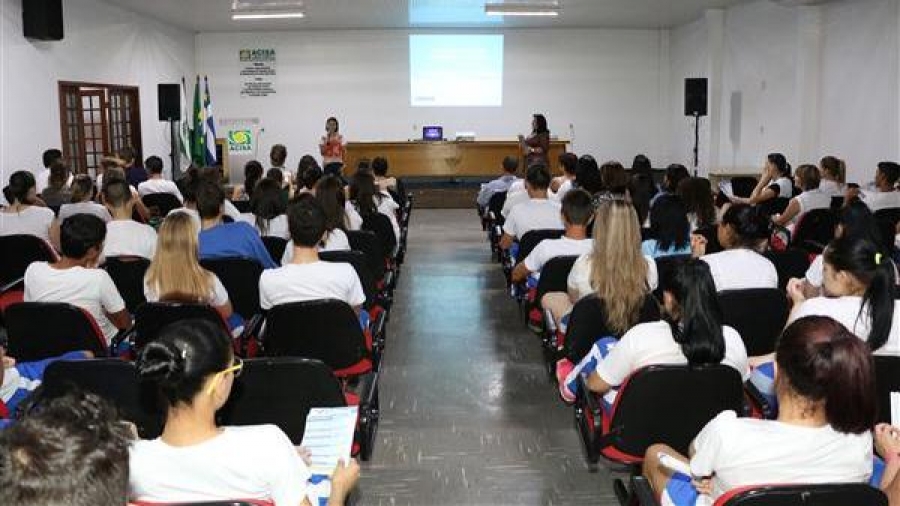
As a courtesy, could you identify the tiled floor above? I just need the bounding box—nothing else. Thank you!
[357,209,617,505]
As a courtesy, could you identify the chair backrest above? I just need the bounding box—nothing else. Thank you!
[730,177,758,198]
[693,225,723,255]
[263,300,369,371]
[41,358,164,438]
[534,255,578,302]
[4,302,108,361]
[608,364,744,459]
[260,236,288,264]
[0,234,56,286]
[759,197,791,217]
[875,208,900,252]
[874,355,900,425]
[134,302,229,350]
[319,250,376,307]
[830,195,845,211]
[199,257,264,319]
[713,483,888,506]
[652,254,692,298]
[790,209,837,251]
[719,289,789,356]
[141,193,182,218]
[103,256,151,313]
[346,230,385,279]
[217,357,346,444]
[488,191,507,222]
[517,229,565,263]
[361,212,397,259]
[231,199,252,214]
[764,249,811,292]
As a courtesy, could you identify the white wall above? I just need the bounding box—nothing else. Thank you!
[0,0,195,182]
[196,28,670,172]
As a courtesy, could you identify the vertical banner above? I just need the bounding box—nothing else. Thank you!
[219,117,261,183]
[239,48,277,98]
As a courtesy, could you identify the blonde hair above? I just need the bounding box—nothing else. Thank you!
[589,199,650,335]
[145,212,215,303]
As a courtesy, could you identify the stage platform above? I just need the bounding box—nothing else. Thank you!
[402,176,488,209]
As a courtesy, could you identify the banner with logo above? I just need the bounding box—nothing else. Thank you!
[239,48,277,98]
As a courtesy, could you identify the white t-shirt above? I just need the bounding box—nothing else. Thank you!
[789,295,900,356]
[677,411,873,505]
[344,201,362,231]
[259,261,365,310]
[103,220,157,260]
[594,321,749,389]
[769,176,794,198]
[508,180,525,195]
[819,179,844,197]
[568,253,659,301]
[551,178,574,202]
[58,202,112,223]
[502,199,563,239]
[795,188,832,216]
[137,178,184,202]
[0,206,55,243]
[237,213,290,239]
[143,272,228,307]
[281,229,352,265]
[129,425,310,505]
[859,189,900,212]
[523,236,592,273]
[501,189,529,218]
[377,196,401,240]
[701,249,778,292]
[805,254,825,287]
[23,262,126,344]
[167,207,201,230]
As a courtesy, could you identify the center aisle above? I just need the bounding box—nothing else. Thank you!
[358,209,615,505]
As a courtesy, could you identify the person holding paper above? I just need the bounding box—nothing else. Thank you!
[641,315,877,506]
[518,113,550,169]
[130,319,360,505]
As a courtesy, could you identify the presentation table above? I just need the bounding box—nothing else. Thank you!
[345,140,569,177]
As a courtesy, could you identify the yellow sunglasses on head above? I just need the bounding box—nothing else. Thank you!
[206,357,243,395]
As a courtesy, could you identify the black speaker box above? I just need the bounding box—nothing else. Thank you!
[685,78,708,117]
[158,84,181,121]
[23,0,64,41]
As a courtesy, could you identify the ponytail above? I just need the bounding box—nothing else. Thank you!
[776,316,876,434]
[4,171,36,205]
[663,259,725,366]
[721,203,771,250]
[768,153,791,177]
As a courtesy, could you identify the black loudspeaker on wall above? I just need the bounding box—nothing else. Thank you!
[23,0,64,41]
[158,84,181,121]
[685,78,708,117]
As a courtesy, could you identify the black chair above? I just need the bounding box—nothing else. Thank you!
[790,208,837,253]
[563,295,660,364]
[0,234,56,290]
[103,256,151,313]
[133,302,231,351]
[141,193,182,218]
[516,229,565,264]
[719,289,789,356]
[347,230,387,282]
[230,199,252,214]
[874,355,900,425]
[759,197,791,217]
[200,257,264,320]
[830,195,845,211]
[875,208,900,252]
[41,358,164,438]
[574,364,744,468]
[319,250,380,310]
[4,302,110,361]
[731,177,758,198]
[362,212,398,262]
[486,191,507,225]
[533,255,578,305]
[260,236,288,264]
[764,248,811,292]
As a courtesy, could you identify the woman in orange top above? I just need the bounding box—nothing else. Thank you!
[320,116,346,177]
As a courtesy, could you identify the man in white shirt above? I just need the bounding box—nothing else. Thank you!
[476,156,521,208]
[24,214,131,344]
[511,189,593,284]
[35,148,64,194]
[137,156,184,203]
[101,179,157,260]
[849,161,900,212]
[259,194,365,313]
[499,164,564,251]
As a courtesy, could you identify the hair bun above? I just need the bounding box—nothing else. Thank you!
[137,341,186,383]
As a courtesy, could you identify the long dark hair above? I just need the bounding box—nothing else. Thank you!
[243,160,264,199]
[677,177,716,228]
[532,114,549,135]
[776,316,876,434]
[249,178,287,236]
[721,204,770,249]
[662,259,726,366]
[349,172,380,216]
[823,237,896,351]
[575,155,602,194]
[838,201,883,246]
[650,196,690,251]
[136,319,232,410]
[768,153,791,177]
[314,175,347,232]
[3,171,36,204]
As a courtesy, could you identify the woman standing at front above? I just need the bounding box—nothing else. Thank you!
[519,114,550,169]
[320,116,346,177]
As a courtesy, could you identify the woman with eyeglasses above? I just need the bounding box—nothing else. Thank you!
[130,319,359,505]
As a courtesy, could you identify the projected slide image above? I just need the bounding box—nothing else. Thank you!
[410,34,504,107]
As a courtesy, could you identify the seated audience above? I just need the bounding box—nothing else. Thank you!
[643,315,875,506]
[642,196,691,258]
[570,259,748,404]
[773,164,830,231]
[574,155,603,195]
[819,155,846,196]
[733,153,794,206]
[1,171,58,247]
[269,143,292,185]
[283,175,352,263]
[195,181,277,268]
[629,154,658,225]
[103,165,152,223]
[170,168,242,226]
[372,156,397,193]
[597,161,631,197]
[238,178,289,238]
[34,148,63,194]
[849,161,900,212]
[297,155,324,195]
[677,177,717,231]
[131,319,359,504]
[261,195,365,313]
[23,214,130,344]
[0,345,88,417]
[95,156,124,190]
[550,152,579,201]
[692,204,778,291]
[120,146,147,188]
[58,175,111,223]
[144,212,235,326]
[511,189,593,284]
[231,160,264,201]
[499,164,563,251]
[138,155,184,202]
[0,389,132,505]
[477,155,520,208]
[101,179,157,260]
[350,171,400,241]
[650,163,690,209]
[40,161,73,209]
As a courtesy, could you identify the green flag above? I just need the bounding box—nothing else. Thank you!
[191,76,205,167]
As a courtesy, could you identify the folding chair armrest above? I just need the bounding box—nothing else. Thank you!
[744,380,776,419]
[370,308,387,343]
[0,277,24,294]
[382,270,395,292]
[630,476,661,506]
[110,326,135,356]
[576,375,604,434]
[543,308,558,334]
[238,313,266,356]
[357,370,379,407]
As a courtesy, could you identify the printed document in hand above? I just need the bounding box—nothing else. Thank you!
[891,392,899,427]
[718,180,735,200]
[300,406,358,475]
